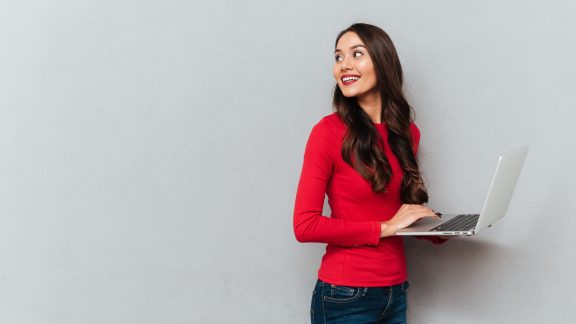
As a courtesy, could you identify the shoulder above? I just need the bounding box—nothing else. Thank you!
[409,122,422,154]
[304,113,345,155]
[409,122,421,140]
[315,112,345,130]
[310,112,346,138]
[409,121,420,135]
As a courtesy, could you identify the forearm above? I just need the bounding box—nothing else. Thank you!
[294,211,382,246]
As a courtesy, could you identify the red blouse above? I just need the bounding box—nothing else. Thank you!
[293,113,442,287]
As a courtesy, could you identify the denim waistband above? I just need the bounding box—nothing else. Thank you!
[317,279,409,292]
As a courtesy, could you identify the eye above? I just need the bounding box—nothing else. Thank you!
[334,54,343,62]
[353,51,364,58]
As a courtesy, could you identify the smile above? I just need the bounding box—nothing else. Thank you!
[341,74,361,86]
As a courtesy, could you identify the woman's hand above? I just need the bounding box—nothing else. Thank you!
[380,204,440,238]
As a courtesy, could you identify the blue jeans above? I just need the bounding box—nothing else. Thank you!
[310,279,409,324]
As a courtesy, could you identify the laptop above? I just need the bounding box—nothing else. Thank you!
[395,146,529,236]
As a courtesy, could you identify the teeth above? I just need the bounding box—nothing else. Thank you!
[342,76,360,82]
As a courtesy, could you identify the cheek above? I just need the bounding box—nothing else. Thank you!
[359,63,377,88]
[332,66,340,81]
[357,60,374,77]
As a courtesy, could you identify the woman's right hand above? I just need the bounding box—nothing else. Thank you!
[380,204,439,238]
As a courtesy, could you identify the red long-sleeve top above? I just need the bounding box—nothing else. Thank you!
[293,113,443,287]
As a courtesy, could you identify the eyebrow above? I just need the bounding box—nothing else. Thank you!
[334,44,366,54]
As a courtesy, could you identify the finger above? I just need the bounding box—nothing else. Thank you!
[422,207,438,217]
[404,205,424,214]
[415,211,441,221]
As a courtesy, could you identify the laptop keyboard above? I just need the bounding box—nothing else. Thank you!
[430,214,480,232]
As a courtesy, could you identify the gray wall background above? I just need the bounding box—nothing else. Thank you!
[0,0,574,323]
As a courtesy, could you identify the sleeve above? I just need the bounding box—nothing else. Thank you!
[410,122,448,245]
[293,121,381,246]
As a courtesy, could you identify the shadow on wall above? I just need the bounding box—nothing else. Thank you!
[404,237,515,316]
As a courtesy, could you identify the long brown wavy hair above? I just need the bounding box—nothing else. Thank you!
[333,23,428,204]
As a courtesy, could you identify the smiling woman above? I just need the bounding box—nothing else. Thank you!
[333,34,379,104]
[293,23,447,324]
[332,25,427,200]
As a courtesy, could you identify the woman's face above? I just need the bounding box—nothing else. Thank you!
[333,31,378,99]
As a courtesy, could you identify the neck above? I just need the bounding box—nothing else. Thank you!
[357,90,382,123]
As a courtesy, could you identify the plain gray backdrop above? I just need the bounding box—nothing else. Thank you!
[1,0,575,323]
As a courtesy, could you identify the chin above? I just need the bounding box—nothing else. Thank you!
[339,89,359,98]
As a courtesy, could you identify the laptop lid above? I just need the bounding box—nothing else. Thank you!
[474,146,529,233]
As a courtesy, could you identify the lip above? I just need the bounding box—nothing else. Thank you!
[341,74,361,86]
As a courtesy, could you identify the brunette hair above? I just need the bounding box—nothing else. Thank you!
[333,23,428,204]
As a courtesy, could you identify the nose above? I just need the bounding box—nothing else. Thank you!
[340,57,352,71]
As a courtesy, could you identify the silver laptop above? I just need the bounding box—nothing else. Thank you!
[395,146,529,236]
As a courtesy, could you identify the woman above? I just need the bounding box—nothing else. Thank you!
[293,23,447,323]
